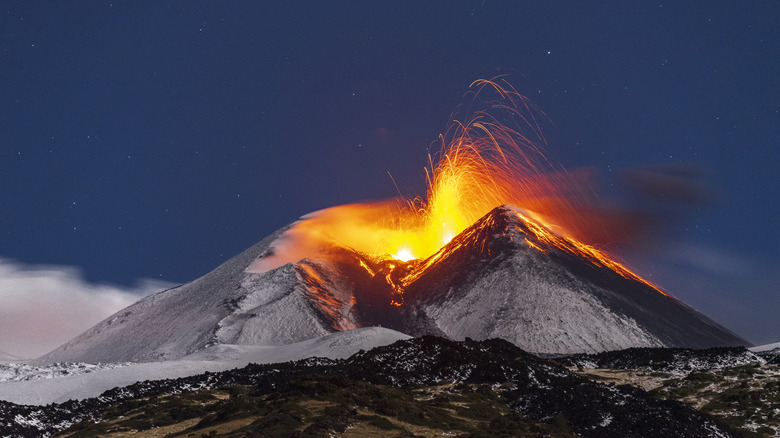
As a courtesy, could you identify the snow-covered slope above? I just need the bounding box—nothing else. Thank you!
[34,205,749,364]
[401,206,749,353]
[1,327,409,405]
[34,224,359,364]
[749,341,780,352]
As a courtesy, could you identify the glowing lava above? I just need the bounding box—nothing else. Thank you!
[252,77,664,297]
[392,247,416,262]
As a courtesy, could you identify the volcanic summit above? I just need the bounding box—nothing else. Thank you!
[34,79,750,364]
[35,204,749,365]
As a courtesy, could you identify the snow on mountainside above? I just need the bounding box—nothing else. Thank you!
[33,224,339,364]
[34,205,749,365]
[0,362,129,384]
[400,207,663,352]
[560,346,764,375]
[399,205,750,353]
[1,327,409,405]
[749,341,780,352]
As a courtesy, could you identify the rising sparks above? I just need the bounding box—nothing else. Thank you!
[251,77,664,298]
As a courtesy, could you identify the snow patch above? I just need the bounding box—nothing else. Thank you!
[0,362,129,383]
[749,341,780,352]
[0,327,409,405]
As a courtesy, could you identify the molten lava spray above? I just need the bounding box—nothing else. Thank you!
[252,78,658,294]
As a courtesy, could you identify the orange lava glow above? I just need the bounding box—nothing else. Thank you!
[511,210,668,295]
[252,77,664,296]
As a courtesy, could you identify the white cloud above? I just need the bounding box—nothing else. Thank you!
[0,258,176,360]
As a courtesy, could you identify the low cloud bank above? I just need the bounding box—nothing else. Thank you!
[0,258,175,360]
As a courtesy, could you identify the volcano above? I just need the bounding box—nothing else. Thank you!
[35,205,749,365]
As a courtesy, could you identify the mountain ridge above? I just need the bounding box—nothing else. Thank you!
[34,205,750,364]
[398,205,749,352]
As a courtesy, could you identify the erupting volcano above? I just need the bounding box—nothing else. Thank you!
[35,79,749,365]
[251,78,669,310]
[254,79,640,275]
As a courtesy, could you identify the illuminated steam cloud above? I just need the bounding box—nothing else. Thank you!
[251,78,662,292]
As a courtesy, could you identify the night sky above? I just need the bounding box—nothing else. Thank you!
[2,1,779,353]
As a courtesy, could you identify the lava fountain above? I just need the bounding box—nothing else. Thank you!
[251,78,661,295]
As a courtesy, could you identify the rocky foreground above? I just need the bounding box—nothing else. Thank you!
[3,337,779,437]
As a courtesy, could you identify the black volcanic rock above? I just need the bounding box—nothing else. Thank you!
[560,346,762,373]
[1,337,738,438]
[343,337,736,438]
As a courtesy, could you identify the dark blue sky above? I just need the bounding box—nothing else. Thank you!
[2,2,778,343]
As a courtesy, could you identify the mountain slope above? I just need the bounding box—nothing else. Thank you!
[4,327,410,406]
[35,206,749,364]
[398,205,750,353]
[34,224,354,364]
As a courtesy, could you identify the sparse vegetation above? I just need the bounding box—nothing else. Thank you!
[569,348,780,438]
[54,378,578,437]
[7,337,770,438]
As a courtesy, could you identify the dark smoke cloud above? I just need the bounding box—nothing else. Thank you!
[620,164,712,205]
[578,163,715,252]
